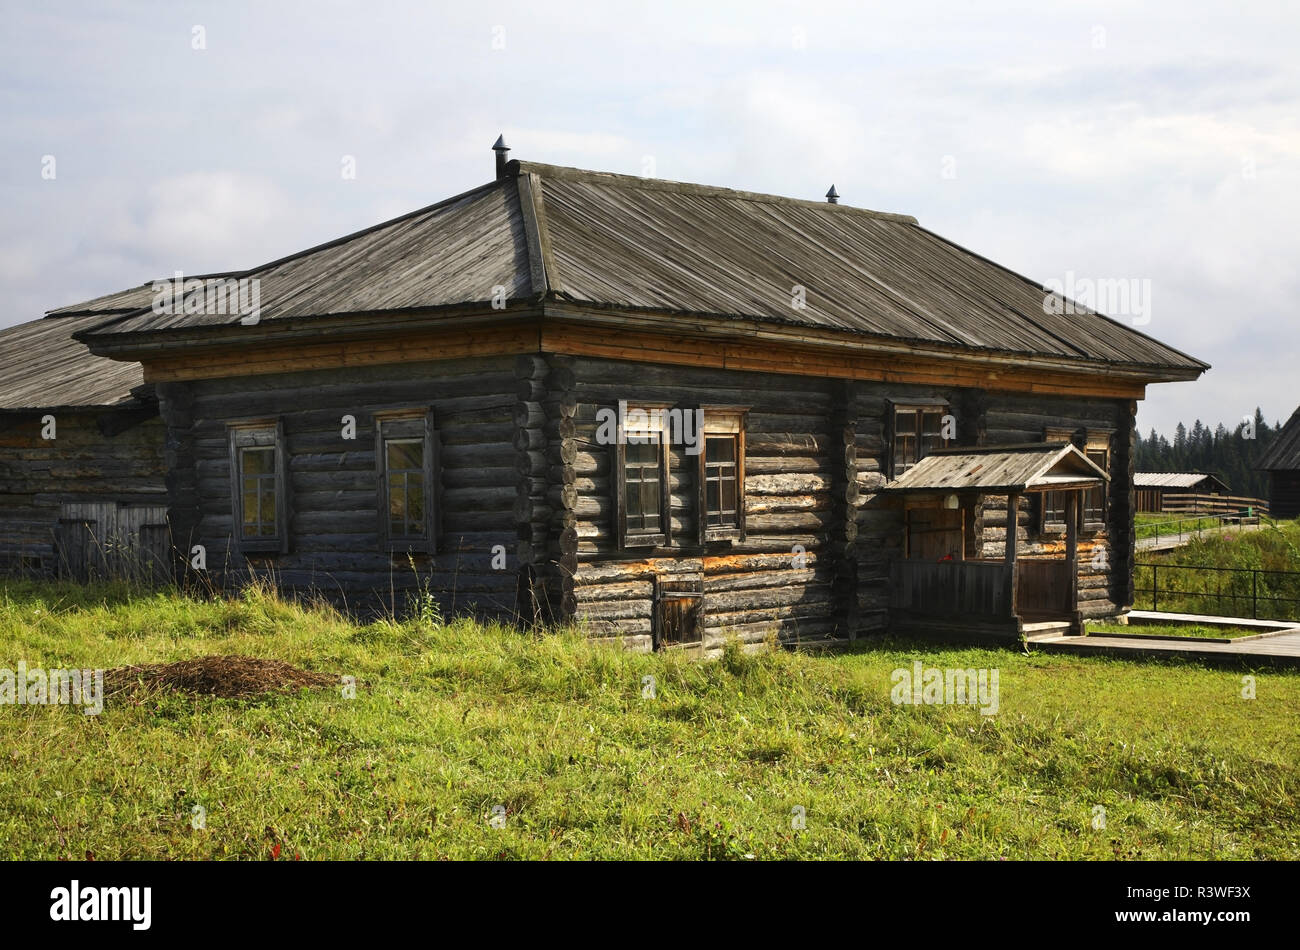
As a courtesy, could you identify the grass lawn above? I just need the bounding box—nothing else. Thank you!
[1086,622,1264,640]
[1,581,1297,860]
[1135,512,1220,541]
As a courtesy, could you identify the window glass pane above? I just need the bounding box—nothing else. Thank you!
[407,482,425,533]
[627,440,658,464]
[242,486,258,527]
[243,447,274,475]
[641,478,660,529]
[387,439,423,471]
[720,478,737,519]
[259,486,277,528]
[706,436,735,463]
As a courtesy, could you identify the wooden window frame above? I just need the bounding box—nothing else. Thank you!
[697,407,747,544]
[229,418,290,555]
[1082,429,1113,532]
[613,404,671,550]
[375,408,439,554]
[1038,426,1076,534]
[888,400,951,480]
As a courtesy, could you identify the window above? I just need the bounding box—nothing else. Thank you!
[625,439,664,535]
[376,410,438,552]
[614,405,669,549]
[1082,431,1112,528]
[654,576,704,650]
[891,403,950,478]
[698,409,747,542]
[229,420,288,553]
[1040,426,1110,532]
[1041,491,1068,530]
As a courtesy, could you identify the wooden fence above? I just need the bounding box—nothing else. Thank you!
[1161,493,1269,517]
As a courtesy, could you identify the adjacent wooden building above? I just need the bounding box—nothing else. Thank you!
[0,285,170,580]
[62,143,1206,649]
[1257,406,1300,520]
[1133,471,1229,512]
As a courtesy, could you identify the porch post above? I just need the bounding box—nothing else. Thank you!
[1066,491,1080,619]
[1005,492,1020,616]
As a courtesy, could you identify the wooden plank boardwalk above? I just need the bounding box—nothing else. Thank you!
[1028,624,1300,669]
[1135,522,1263,553]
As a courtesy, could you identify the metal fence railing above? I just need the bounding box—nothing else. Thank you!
[1137,511,1273,547]
[1134,561,1300,621]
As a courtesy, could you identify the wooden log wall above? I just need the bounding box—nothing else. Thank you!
[564,358,839,655]
[850,383,943,635]
[141,348,1140,639]
[1269,471,1300,520]
[0,408,166,577]
[177,355,520,619]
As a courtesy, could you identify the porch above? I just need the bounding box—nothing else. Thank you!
[879,443,1109,643]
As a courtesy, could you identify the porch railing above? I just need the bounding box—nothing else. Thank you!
[891,559,1013,619]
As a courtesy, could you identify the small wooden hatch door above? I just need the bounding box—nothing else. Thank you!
[653,576,703,650]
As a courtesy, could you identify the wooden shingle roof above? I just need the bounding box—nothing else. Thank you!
[880,443,1109,494]
[0,275,242,410]
[1134,472,1228,490]
[79,161,1207,377]
[1258,407,1300,472]
[45,273,241,318]
[0,314,145,410]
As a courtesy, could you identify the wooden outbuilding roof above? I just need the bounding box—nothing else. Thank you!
[1134,472,1228,490]
[0,314,146,410]
[78,160,1207,379]
[879,443,1108,494]
[0,273,238,410]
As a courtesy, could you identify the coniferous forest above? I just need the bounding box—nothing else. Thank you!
[1134,407,1284,501]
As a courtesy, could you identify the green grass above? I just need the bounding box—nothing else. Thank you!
[1086,622,1262,640]
[1137,518,1300,620]
[1,580,1297,860]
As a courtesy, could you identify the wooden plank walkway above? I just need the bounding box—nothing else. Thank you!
[1135,522,1263,553]
[1028,627,1300,669]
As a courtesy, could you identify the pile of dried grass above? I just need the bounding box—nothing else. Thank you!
[104,655,339,700]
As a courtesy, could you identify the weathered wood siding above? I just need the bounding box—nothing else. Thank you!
[543,362,1133,652]
[146,348,1137,639]
[557,358,839,655]
[1268,471,1300,521]
[0,409,166,577]
[171,356,520,618]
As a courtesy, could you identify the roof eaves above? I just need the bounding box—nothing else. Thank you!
[909,223,1210,374]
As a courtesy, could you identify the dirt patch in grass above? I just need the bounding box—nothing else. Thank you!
[104,655,339,700]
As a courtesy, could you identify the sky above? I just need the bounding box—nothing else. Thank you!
[2,0,1297,436]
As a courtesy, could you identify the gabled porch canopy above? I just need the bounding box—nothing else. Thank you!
[881,443,1109,641]
[878,442,1108,496]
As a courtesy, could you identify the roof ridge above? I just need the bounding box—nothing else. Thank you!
[511,159,919,225]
